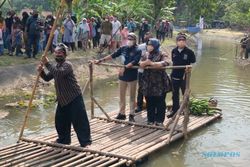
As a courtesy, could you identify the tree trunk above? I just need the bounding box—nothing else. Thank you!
[0,0,7,8]
[65,0,73,13]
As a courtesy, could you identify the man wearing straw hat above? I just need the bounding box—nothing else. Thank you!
[37,43,92,148]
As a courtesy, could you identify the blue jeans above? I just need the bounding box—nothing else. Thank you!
[27,34,40,58]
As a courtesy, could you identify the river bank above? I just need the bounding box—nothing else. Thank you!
[201,28,244,41]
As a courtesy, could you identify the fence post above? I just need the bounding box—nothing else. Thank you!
[183,66,192,139]
[235,44,238,59]
[89,63,94,119]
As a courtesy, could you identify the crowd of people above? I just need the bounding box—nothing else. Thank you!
[0,9,174,58]
[38,31,195,147]
[0,9,191,147]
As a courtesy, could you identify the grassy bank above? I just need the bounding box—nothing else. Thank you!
[0,49,98,67]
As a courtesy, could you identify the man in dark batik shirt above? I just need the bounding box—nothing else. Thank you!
[38,43,91,147]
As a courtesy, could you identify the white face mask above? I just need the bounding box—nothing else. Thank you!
[127,40,134,47]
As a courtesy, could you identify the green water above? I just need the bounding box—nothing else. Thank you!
[0,36,250,167]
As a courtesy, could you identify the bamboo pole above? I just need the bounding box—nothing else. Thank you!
[0,145,43,160]
[109,159,128,167]
[0,143,38,157]
[0,148,53,166]
[40,153,77,167]
[92,97,111,121]
[166,89,190,144]
[28,151,70,166]
[183,67,191,139]
[90,125,142,144]
[22,149,63,165]
[235,44,238,59]
[100,128,156,152]
[82,79,90,94]
[20,137,135,161]
[51,153,87,167]
[18,0,66,142]
[89,63,94,119]
[63,155,95,167]
[77,156,103,167]
[97,62,192,70]
[94,126,143,145]
[87,157,111,167]
[94,116,168,130]
[97,158,119,167]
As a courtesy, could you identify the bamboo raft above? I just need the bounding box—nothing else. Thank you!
[0,109,222,167]
[0,63,222,166]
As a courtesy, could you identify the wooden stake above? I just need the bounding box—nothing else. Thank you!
[91,97,111,121]
[183,67,191,139]
[82,79,90,94]
[89,63,94,119]
[166,89,190,144]
[18,0,66,142]
[98,62,192,70]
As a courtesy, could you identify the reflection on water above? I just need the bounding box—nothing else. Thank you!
[1,35,250,166]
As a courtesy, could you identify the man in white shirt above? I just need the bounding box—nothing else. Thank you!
[111,16,121,51]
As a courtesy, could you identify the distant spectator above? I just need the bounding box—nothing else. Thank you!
[100,16,112,53]
[26,10,43,58]
[45,15,55,53]
[77,18,90,51]
[21,12,29,54]
[111,16,122,51]
[127,18,136,32]
[5,11,14,55]
[63,13,76,52]
[121,27,129,46]
[12,16,23,56]
[0,27,3,56]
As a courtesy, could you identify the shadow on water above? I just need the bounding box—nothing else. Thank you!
[0,35,250,166]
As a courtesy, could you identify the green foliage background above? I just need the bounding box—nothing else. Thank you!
[0,0,249,28]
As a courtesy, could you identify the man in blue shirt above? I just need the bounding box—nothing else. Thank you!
[168,33,196,118]
[94,33,142,122]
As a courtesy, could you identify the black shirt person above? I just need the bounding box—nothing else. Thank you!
[38,43,92,147]
[168,33,196,118]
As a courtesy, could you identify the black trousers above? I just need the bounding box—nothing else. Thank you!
[27,34,40,58]
[172,78,186,113]
[145,93,167,123]
[245,48,250,59]
[137,72,144,108]
[55,95,91,146]
[64,42,75,52]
